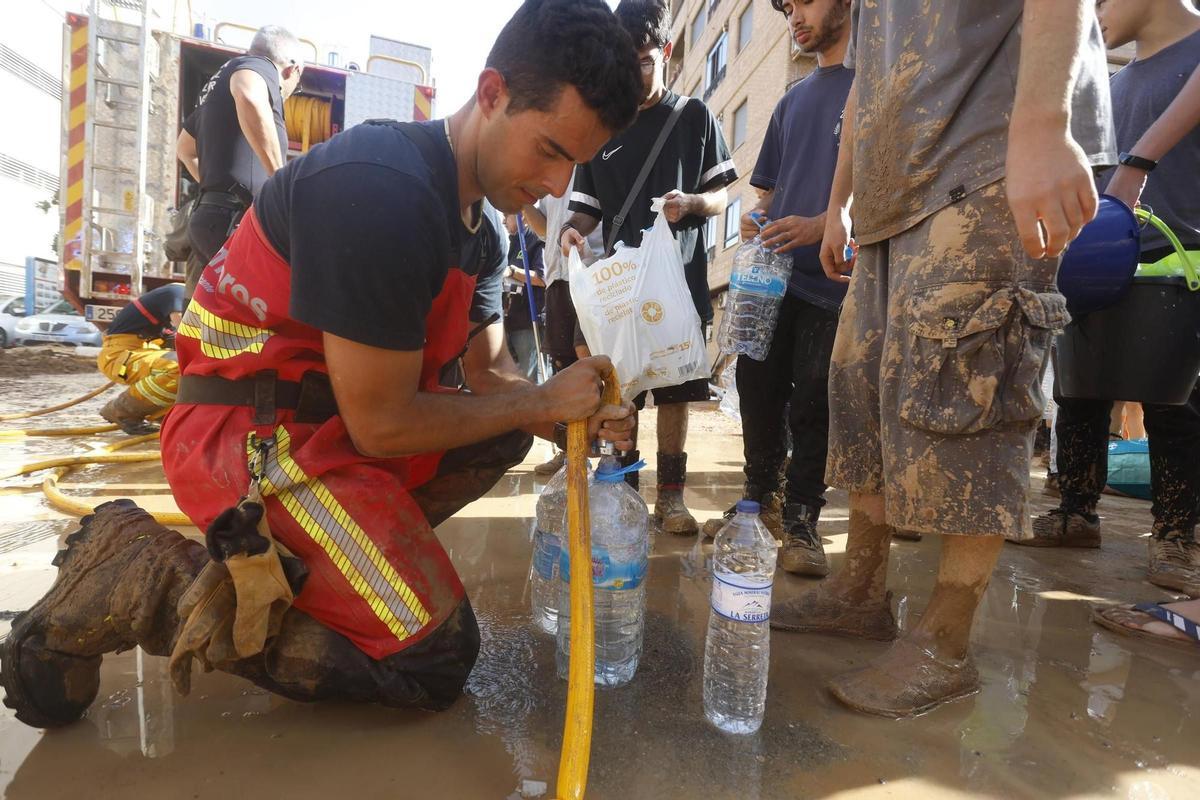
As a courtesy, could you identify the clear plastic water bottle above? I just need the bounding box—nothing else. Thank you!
[556,445,649,687]
[531,465,569,635]
[703,500,778,734]
[717,219,790,361]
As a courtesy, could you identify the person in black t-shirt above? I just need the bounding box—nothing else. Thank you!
[0,1,648,730]
[560,0,738,535]
[176,25,305,298]
[96,283,185,434]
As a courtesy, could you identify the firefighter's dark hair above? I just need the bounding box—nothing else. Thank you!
[615,0,672,50]
[486,0,642,134]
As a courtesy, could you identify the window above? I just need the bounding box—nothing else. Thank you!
[724,196,741,247]
[732,100,748,149]
[737,3,754,53]
[704,32,728,98]
[691,6,707,47]
[705,215,719,259]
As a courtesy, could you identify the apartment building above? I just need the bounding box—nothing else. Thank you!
[667,0,815,319]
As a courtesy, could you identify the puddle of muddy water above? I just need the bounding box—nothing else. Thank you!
[1,375,1199,799]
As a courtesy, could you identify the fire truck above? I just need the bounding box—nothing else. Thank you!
[59,0,436,325]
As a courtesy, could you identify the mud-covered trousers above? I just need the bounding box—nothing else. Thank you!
[1052,382,1200,538]
[168,429,530,711]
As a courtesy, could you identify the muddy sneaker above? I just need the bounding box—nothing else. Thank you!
[1,500,205,727]
[703,491,783,541]
[533,450,565,476]
[1010,508,1101,548]
[1147,535,1200,597]
[99,390,162,435]
[701,505,737,540]
[778,504,829,577]
[1043,472,1061,497]
[655,488,699,535]
[771,588,896,640]
[828,638,980,718]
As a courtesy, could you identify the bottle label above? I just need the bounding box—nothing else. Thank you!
[533,529,560,580]
[561,546,646,591]
[710,570,773,623]
[730,265,787,298]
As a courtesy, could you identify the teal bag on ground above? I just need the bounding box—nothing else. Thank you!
[1106,438,1152,500]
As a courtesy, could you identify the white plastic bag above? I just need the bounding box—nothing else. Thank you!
[569,199,708,399]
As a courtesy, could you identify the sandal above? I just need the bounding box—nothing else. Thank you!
[1091,603,1199,648]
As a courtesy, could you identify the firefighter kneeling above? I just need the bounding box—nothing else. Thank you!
[0,0,644,728]
[96,283,185,434]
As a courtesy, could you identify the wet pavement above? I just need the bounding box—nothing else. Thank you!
[1,368,1198,799]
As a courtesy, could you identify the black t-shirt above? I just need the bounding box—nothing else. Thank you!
[107,283,185,339]
[570,90,737,321]
[183,56,288,201]
[254,120,506,351]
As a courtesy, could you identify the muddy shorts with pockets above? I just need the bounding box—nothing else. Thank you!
[825,181,1069,538]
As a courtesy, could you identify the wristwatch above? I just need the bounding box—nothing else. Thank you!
[1119,152,1157,172]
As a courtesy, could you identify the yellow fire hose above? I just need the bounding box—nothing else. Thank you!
[0,424,119,438]
[557,368,621,800]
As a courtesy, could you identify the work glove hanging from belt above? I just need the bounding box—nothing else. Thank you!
[169,491,306,695]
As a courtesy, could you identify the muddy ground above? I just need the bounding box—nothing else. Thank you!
[0,345,97,379]
[0,367,1197,799]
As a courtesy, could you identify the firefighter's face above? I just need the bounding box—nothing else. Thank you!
[473,69,611,212]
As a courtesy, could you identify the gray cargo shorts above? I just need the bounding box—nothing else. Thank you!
[826,181,1069,538]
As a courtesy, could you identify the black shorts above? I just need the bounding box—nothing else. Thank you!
[542,281,579,366]
[633,377,711,409]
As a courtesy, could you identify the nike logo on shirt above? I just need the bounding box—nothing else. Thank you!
[601,146,623,160]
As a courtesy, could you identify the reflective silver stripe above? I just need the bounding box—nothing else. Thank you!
[700,159,736,187]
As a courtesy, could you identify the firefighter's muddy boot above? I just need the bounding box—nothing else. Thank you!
[99,389,162,435]
[1,500,206,727]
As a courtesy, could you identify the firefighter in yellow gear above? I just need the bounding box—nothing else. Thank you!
[96,284,185,434]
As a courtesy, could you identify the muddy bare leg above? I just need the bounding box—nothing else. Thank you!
[770,492,896,640]
[828,533,1003,717]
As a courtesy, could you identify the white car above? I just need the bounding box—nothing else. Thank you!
[13,299,103,347]
[0,294,29,348]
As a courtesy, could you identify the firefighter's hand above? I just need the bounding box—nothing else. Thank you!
[590,401,637,452]
[561,226,588,259]
[536,355,610,423]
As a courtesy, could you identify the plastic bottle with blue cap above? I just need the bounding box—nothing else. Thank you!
[703,499,778,734]
[556,441,650,687]
[717,212,792,361]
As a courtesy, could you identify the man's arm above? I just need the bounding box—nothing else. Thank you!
[229,68,285,177]
[819,79,856,282]
[1005,0,1099,259]
[559,211,601,257]
[662,187,727,224]
[521,204,548,238]
[176,129,200,182]
[1106,62,1200,208]
[324,332,630,457]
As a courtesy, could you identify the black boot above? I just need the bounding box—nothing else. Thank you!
[618,448,641,492]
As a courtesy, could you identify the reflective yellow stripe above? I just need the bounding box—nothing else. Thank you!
[249,429,431,642]
[176,302,272,360]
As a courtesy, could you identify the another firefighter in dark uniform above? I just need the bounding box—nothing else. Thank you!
[96,283,185,434]
[2,0,643,728]
[175,25,305,298]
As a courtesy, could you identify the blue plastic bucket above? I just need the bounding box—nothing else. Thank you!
[1056,195,1140,317]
